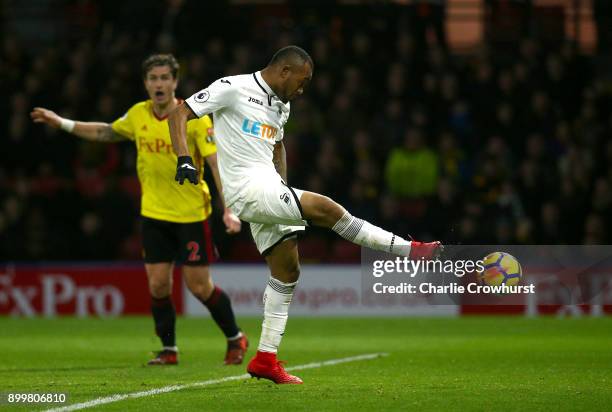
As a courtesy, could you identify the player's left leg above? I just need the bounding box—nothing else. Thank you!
[182,265,248,365]
[247,237,303,384]
[180,219,247,365]
[299,191,442,259]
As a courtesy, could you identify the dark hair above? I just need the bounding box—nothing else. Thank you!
[268,45,313,69]
[142,54,179,79]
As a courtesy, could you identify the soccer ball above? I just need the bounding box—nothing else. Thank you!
[477,252,522,286]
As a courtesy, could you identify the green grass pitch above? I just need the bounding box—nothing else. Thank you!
[0,316,610,411]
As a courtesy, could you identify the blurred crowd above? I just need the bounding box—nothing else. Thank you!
[1,1,612,262]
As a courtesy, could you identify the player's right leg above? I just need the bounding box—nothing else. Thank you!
[235,178,441,259]
[299,191,442,259]
[246,237,303,384]
[142,217,178,365]
[145,262,178,365]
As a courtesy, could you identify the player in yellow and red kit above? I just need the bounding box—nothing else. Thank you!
[31,54,248,366]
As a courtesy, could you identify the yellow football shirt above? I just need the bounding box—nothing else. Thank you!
[112,100,216,223]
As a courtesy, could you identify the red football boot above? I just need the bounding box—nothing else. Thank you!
[224,333,249,365]
[147,349,178,365]
[409,240,444,260]
[247,351,303,384]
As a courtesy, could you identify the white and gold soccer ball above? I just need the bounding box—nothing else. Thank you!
[477,252,522,286]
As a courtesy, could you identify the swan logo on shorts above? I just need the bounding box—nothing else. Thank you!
[280,192,291,205]
[194,90,210,103]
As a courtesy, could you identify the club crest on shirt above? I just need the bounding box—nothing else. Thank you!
[195,90,210,103]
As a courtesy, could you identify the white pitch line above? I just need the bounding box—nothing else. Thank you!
[44,352,388,412]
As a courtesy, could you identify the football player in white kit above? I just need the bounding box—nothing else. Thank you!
[169,46,442,384]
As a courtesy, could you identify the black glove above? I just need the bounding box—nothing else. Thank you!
[175,155,198,185]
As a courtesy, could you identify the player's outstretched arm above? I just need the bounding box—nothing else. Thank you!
[273,141,288,182]
[205,153,241,234]
[30,107,125,142]
[169,102,198,185]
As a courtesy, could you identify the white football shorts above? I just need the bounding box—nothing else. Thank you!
[231,173,307,255]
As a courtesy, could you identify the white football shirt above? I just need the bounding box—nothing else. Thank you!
[185,71,291,208]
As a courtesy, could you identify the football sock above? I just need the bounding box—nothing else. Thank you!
[227,331,243,341]
[151,296,176,347]
[200,286,240,339]
[258,276,297,353]
[332,211,411,256]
